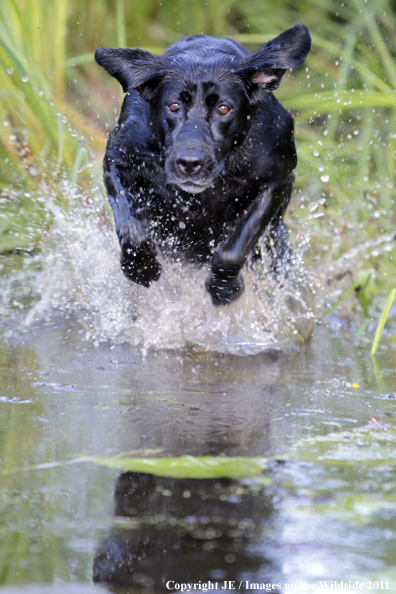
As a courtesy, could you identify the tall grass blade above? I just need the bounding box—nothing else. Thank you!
[116,0,126,47]
[371,288,396,355]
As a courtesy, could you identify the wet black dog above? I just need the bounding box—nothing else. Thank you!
[95,24,311,305]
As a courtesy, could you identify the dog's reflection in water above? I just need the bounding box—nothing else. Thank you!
[93,471,279,592]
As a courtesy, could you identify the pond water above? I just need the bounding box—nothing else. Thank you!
[1,281,396,594]
[0,159,395,594]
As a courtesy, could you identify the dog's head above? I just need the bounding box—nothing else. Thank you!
[96,24,311,194]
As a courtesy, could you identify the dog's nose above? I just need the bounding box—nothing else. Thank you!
[175,149,205,175]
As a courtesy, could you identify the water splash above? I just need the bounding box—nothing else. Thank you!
[17,178,316,355]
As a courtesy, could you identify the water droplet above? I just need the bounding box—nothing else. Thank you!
[179,221,186,230]
[6,67,13,75]
[38,90,44,97]
[48,97,54,106]
[313,150,319,157]
[319,165,324,172]
[61,115,68,124]
[21,75,29,83]
[321,174,330,183]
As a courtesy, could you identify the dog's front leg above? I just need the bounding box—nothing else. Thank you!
[104,159,161,287]
[205,178,292,306]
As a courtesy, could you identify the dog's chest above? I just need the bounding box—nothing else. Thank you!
[147,185,244,261]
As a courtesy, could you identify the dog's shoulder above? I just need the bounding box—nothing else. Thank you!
[106,89,153,158]
[253,94,294,144]
[230,94,296,182]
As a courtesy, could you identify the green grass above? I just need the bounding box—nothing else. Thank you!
[371,288,396,355]
[1,0,396,340]
[0,0,109,251]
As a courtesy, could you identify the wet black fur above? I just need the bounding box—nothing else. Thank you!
[95,24,311,305]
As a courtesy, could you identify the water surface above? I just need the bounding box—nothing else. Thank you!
[1,311,396,593]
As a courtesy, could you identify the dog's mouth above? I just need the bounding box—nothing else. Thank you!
[174,180,209,194]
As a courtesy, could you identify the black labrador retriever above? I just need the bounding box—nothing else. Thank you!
[95,24,311,305]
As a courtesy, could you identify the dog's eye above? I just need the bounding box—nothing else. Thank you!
[218,105,230,115]
[169,103,180,112]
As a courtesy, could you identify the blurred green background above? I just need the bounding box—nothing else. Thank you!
[1,0,396,335]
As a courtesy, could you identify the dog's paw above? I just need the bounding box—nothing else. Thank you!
[205,270,245,306]
[120,242,162,287]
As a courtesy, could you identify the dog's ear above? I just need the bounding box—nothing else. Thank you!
[95,48,165,101]
[237,24,311,104]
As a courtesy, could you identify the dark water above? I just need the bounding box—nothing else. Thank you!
[1,311,396,594]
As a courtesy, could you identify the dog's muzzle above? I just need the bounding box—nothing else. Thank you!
[166,141,218,194]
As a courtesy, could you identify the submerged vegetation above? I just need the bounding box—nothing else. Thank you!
[1,0,396,342]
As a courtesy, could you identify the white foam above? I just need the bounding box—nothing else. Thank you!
[21,180,316,355]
